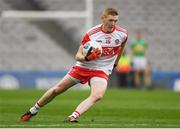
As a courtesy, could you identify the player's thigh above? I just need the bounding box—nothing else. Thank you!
[54,74,78,92]
[90,77,108,98]
[144,66,151,75]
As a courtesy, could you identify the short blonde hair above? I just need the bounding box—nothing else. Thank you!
[102,8,118,17]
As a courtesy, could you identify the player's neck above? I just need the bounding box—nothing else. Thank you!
[101,25,115,33]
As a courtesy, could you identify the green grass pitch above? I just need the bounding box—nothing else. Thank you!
[1,88,180,128]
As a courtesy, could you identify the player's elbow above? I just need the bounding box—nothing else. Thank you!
[75,54,79,61]
[75,53,84,62]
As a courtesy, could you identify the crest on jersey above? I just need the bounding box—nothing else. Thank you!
[105,37,111,44]
[115,39,120,44]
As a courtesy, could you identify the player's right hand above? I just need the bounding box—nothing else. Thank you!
[85,48,101,61]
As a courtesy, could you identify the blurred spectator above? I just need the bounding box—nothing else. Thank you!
[115,50,132,88]
[130,31,151,89]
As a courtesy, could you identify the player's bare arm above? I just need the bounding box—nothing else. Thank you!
[114,42,126,66]
[75,45,86,62]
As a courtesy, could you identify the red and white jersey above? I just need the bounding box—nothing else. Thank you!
[76,24,128,75]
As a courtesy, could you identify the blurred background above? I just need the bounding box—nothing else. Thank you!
[0,0,180,90]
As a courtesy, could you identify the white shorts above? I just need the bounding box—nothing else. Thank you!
[68,66,108,84]
[132,57,148,71]
[68,74,107,86]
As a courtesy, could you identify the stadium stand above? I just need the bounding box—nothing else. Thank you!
[4,0,80,54]
[0,18,75,70]
[0,0,180,71]
[34,0,85,11]
[33,0,87,44]
[0,0,75,70]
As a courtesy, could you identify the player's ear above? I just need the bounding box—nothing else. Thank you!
[101,14,106,19]
[101,15,106,22]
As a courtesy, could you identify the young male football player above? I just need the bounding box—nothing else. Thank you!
[20,7,128,122]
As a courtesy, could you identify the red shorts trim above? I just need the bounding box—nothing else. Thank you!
[68,66,109,84]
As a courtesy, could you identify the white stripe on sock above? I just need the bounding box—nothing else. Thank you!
[30,106,38,114]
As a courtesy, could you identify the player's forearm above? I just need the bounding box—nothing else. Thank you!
[75,53,86,62]
[114,54,121,65]
[114,44,126,66]
[75,45,86,62]
[115,48,125,65]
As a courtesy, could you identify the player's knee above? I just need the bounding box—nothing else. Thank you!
[52,87,63,95]
[53,84,68,95]
[91,93,104,102]
[51,88,59,96]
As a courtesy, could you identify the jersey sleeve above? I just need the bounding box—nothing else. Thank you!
[81,33,90,45]
[121,30,128,47]
[123,35,128,44]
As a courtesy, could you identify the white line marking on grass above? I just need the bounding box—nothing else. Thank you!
[1,124,62,127]
[1,123,180,128]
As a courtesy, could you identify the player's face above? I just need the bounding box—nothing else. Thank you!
[102,15,118,32]
[136,32,142,40]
